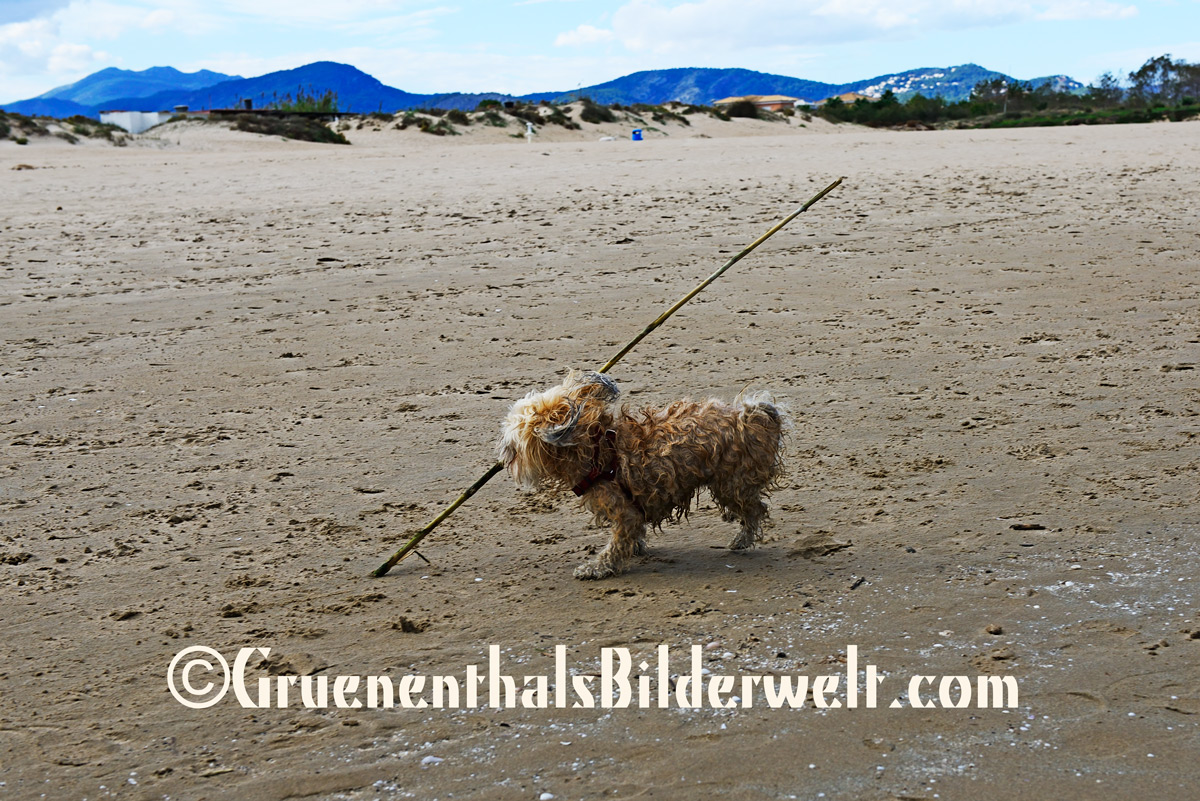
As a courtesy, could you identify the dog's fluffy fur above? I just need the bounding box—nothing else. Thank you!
[498,371,787,579]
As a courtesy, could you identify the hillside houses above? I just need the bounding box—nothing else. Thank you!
[713,91,883,110]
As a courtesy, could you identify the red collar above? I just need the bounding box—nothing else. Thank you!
[571,429,619,496]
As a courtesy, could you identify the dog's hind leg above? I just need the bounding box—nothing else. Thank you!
[728,497,768,551]
[575,488,645,580]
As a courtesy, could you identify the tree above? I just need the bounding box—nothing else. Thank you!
[1087,72,1123,107]
[1177,62,1200,104]
[1128,55,1178,105]
[905,93,947,123]
[971,78,1008,104]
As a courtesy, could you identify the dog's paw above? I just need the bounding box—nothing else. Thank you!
[727,532,756,551]
[633,540,649,557]
[574,561,615,580]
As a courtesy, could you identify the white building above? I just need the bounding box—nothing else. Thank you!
[99,110,174,134]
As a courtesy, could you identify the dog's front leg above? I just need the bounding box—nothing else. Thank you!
[575,487,645,580]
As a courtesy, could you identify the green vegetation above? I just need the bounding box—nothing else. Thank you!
[395,111,459,136]
[422,118,458,136]
[503,100,580,129]
[1,109,125,144]
[1,110,48,142]
[678,103,730,120]
[724,99,760,118]
[382,97,720,133]
[266,87,340,113]
[816,54,1200,130]
[629,103,690,126]
[213,113,350,144]
[476,108,508,127]
[579,97,616,124]
[984,103,1196,128]
[64,115,124,140]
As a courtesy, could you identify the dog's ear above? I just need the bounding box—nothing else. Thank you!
[536,398,582,446]
[567,370,620,404]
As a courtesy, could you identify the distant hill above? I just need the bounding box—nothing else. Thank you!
[851,64,1081,100]
[2,61,1085,120]
[96,62,434,115]
[37,65,239,107]
[531,64,1084,106]
[522,67,839,106]
[2,97,97,118]
[844,64,1007,101]
[1029,74,1085,94]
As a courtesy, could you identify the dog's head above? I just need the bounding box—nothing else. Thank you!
[497,370,620,488]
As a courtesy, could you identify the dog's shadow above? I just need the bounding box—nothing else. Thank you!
[620,542,777,581]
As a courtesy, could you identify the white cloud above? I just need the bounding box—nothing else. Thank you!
[0,0,202,97]
[562,0,1142,53]
[47,40,106,72]
[1035,0,1137,20]
[196,44,662,95]
[141,8,176,29]
[0,0,247,92]
[59,1,156,39]
[205,0,430,25]
[0,16,107,77]
[555,23,615,47]
[334,5,454,37]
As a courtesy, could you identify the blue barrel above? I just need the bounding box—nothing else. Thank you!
[631,129,643,141]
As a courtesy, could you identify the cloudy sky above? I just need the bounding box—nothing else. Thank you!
[2,0,1197,102]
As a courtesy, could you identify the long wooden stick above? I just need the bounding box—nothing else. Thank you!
[372,176,843,577]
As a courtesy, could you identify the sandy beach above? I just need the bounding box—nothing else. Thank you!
[2,115,1198,800]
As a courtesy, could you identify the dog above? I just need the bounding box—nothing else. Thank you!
[498,370,787,579]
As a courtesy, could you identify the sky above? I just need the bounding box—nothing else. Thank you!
[2,0,1198,103]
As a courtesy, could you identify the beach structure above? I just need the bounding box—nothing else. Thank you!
[100,106,208,134]
[98,110,174,134]
[817,92,873,105]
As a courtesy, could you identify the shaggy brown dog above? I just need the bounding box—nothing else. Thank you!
[498,371,787,579]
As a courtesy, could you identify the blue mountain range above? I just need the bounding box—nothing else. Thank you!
[1,61,1083,119]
